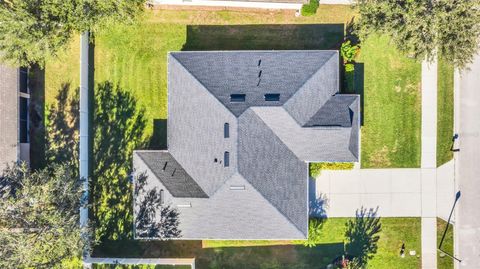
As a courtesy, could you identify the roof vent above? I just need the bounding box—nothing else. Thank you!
[264,93,280,102]
[162,162,168,171]
[177,203,191,208]
[258,59,261,67]
[230,94,246,103]
[230,185,245,190]
[258,70,262,78]
[171,168,176,176]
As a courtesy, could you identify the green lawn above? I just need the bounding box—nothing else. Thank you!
[437,218,454,269]
[92,265,190,269]
[42,5,425,266]
[437,57,454,167]
[357,35,422,168]
[203,218,421,269]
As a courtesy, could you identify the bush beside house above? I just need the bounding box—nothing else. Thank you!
[301,0,319,16]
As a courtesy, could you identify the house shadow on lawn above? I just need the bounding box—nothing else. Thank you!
[196,243,345,269]
[93,239,345,269]
[354,63,365,126]
[148,119,167,150]
[181,24,345,51]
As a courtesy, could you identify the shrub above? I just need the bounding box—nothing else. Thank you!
[301,0,319,16]
[340,40,360,64]
[304,218,325,247]
[345,63,355,72]
[309,162,354,178]
[345,68,355,93]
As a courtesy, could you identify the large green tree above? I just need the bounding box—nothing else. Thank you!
[0,0,145,67]
[355,0,480,68]
[0,163,90,268]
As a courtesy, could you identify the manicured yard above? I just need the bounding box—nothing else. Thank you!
[203,218,421,269]
[437,57,454,167]
[437,218,454,269]
[42,5,425,267]
[357,34,422,168]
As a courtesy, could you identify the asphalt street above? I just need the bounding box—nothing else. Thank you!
[456,52,480,267]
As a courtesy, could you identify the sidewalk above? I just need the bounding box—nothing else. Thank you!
[313,57,453,269]
[420,58,438,269]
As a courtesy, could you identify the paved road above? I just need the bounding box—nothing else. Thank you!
[456,52,480,267]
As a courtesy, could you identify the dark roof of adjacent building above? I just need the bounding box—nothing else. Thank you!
[134,51,360,239]
[0,63,18,172]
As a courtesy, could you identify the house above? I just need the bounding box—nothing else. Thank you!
[0,64,30,171]
[133,51,360,240]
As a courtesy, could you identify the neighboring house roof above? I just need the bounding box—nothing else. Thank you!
[0,63,18,172]
[134,51,360,240]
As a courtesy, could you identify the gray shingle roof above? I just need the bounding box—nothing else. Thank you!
[170,51,338,117]
[134,51,360,240]
[135,151,208,198]
[304,95,358,127]
[238,108,308,235]
[0,64,18,172]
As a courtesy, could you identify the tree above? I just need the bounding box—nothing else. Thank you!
[0,163,91,268]
[134,173,181,239]
[355,0,480,68]
[0,0,145,67]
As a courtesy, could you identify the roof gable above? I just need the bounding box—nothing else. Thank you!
[170,51,338,117]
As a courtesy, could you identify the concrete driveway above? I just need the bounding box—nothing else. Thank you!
[311,162,455,219]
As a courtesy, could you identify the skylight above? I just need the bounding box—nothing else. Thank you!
[224,151,230,167]
[224,123,230,138]
[230,94,246,102]
[264,93,280,102]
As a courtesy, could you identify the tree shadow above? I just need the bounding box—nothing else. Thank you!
[91,81,147,242]
[344,207,382,267]
[45,80,148,243]
[45,83,79,175]
[182,24,345,51]
[308,177,329,218]
[134,172,181,239]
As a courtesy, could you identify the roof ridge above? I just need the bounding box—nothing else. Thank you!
[169,53,236,117]
[285,51,339,109]
[303,94,358,127]
[239,108,307,235]
[248,107,305,161]
[233,169,307,237]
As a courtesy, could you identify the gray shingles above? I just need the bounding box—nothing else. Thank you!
[238,109,308,235]
[168,56,238,196]
[170,51,338,117]
[134,50,360,240]
[250,106,358,162]
[304,95,357,127]
[0,64,18,171]
[136,151,208,198]
[283,52,339,126]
